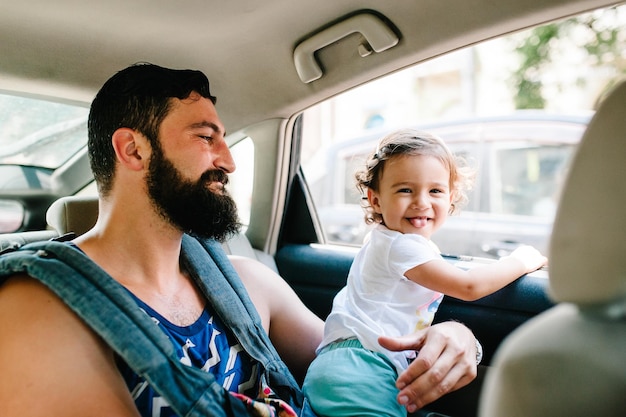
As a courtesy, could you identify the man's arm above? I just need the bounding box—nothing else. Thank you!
[229,256,324,382]
[231,255,477,411]
[379,322,478,413]
[0,275,140,416]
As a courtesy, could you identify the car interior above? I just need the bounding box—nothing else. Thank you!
[1,1,625,416]
[479,78,626,417]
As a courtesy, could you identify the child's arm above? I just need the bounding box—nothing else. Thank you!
[404,245,547,301]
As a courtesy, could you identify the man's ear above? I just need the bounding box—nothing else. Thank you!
[111,128,149,171]
[367,188,382,213]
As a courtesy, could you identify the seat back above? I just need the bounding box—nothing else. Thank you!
[479,80,626,417]
[46,195,99,237]
[1,194,97,253]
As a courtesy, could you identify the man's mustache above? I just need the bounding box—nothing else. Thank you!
[200,170,229,186]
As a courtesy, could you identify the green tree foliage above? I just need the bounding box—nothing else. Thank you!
[512,6,625,110]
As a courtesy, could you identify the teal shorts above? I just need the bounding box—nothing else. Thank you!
[302,339,406,417]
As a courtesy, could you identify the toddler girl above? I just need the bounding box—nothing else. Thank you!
[303,128,547,416]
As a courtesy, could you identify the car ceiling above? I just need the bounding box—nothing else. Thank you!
[0,0,619,134]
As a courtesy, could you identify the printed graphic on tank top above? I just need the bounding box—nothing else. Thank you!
[117,293,259,417]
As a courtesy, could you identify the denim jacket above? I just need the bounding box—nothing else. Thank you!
[0,234,315,417]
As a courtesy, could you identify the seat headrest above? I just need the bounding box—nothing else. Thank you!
[46,195,99,237]
[549,80,626,306]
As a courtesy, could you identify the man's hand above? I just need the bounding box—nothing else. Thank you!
[378,321,477,413]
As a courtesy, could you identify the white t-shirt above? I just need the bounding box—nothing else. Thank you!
[320,224,444,372]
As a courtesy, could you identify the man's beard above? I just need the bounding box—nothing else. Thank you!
[146,145,241,242]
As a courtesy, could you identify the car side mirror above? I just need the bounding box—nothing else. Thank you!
[0,199,25,233]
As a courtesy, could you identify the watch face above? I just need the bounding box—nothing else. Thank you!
[475,339,483,365]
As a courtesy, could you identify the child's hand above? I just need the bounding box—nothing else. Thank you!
[505,245,548,272]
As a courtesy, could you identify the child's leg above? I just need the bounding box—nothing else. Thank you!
[302,339,406,417]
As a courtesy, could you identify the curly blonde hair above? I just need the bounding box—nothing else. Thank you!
[354,128,474,225]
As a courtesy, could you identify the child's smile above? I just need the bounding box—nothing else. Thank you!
[408,216,430,228]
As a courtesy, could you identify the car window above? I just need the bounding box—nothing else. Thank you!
[227,136,254,228]
[300,5,625,258]
[0,93,88,170]
[0,93,89,232]
[490,141,571,218]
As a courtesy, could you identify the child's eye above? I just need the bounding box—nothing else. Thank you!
[430,188,443,194]
[398,188,412,193]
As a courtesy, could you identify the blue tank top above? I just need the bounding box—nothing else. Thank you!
[117,293,260,417]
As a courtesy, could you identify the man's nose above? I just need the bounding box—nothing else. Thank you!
[214,140,236,173]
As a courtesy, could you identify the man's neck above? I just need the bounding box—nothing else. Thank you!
[73,200,185,290]
[73,203,209,326]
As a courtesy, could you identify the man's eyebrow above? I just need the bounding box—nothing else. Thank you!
[190,121,224,135]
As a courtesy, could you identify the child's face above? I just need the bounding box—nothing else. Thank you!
[368,154,452,239]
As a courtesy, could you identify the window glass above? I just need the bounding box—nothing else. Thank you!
[0,93,89,232]
[228,136,254,227]
[491,142,571,218]
[0,93,88,170]
[300,4,626,258]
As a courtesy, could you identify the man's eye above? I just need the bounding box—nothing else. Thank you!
[200,135,213,141]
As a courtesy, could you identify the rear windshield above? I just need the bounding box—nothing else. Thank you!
[0,93,89,169]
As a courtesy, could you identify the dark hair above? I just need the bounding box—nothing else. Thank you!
[88,62,216,196]
[355,128,474,225]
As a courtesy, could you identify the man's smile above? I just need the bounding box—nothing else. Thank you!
[207,181,225,194]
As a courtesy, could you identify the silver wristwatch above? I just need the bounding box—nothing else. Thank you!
[475,338,483,365]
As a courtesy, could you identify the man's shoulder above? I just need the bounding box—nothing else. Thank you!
[229,255,284,292]
[0,274,137,416]
[0,273,90,334]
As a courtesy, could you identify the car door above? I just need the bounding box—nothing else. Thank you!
[261,7,624,416]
